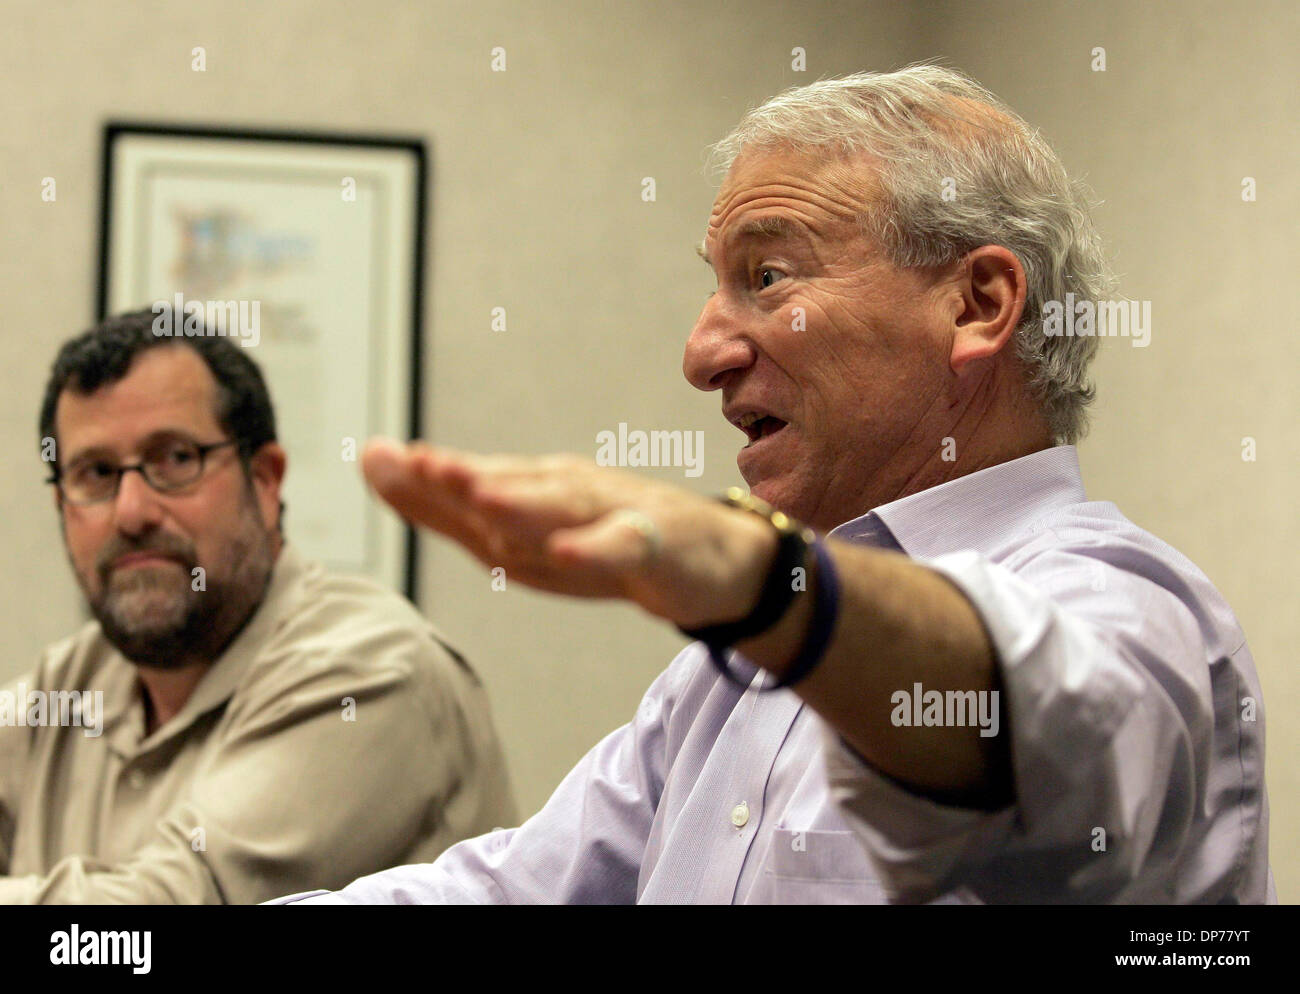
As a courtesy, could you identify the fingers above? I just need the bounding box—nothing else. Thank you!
[384,443,615,536]
[361,438,494,562]
[358,439,672,603]
[473,472,603,539]
[359,437,415,496]
[361,439,441,522]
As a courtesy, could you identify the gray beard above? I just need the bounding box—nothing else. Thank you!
[89,525,274,670]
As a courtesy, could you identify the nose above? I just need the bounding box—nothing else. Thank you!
[682,293,757,393]
[111,467,166,536]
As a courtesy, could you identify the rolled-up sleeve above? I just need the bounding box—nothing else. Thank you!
[824,547,1218,904]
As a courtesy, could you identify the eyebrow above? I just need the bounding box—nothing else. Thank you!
[63,429,201,466]
[696,216,803,267]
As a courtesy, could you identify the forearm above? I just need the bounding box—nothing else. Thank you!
[359,443,1010,804]
[0,845,221,905]
[734,539,1010,806]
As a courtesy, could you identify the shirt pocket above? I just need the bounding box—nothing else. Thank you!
[762,829,891,904]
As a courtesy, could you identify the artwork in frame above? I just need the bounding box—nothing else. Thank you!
[97,122,426,600]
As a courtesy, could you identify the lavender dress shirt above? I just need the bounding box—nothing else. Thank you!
[274,446,1272,904]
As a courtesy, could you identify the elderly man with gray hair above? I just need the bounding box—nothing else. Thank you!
[275,64,1272,904]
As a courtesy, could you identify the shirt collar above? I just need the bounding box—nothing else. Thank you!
[105,542,309,756]
[828,445,1087,559]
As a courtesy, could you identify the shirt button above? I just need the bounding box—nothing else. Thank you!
[128,770,146,789]
[731,802,749,828]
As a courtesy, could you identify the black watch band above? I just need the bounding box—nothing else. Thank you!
[678,487,815,647]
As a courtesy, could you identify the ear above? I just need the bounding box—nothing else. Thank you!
[246,442,287,532]
[948,245,1027,373]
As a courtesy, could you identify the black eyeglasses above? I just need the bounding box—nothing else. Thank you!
[48,438,238,505]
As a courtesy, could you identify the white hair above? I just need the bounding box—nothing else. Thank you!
[709,63,1115,444]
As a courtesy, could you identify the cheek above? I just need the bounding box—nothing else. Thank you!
[768,305,842,386]
[64,515,106,570]
[788,299,845,349]
[172,487,247,558]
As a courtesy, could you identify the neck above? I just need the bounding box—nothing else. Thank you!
[814,365,1055,531]
[138,661,210,736]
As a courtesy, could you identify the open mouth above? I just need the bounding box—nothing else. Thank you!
[735,412,789,446]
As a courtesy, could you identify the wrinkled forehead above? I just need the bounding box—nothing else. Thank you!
[703,145,884,251]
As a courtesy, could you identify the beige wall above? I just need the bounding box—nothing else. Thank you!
[1,0,1293,899]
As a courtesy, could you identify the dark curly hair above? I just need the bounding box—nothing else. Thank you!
[39,308,278,464]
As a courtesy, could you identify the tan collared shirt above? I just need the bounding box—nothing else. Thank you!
[0,544,516,903]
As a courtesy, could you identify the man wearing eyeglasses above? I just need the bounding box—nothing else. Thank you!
[0,309,516,903]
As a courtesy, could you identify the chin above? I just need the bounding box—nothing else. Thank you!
[104,590,190,635]
[745,477,798,519]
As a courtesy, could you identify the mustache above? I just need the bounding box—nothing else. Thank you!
[96,534,197,583]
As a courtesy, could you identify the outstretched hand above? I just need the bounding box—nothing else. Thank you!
[360,438,776,629]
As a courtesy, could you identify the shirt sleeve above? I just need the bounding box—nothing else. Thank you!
[271,652,691,905]
[823,547,1220,904]
[0,636,495,905]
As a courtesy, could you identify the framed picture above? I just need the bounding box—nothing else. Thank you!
[97,122,426,600]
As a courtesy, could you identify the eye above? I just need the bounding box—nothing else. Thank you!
[67,459,116,487]
[758,267,788,289]
[162,443,197,467]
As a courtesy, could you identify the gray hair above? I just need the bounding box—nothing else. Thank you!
[709,63,1115,445]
